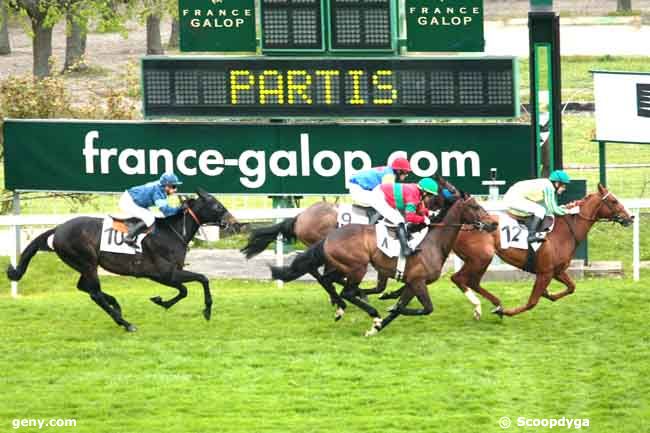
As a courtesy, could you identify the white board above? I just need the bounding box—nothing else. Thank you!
[594,72,650,144]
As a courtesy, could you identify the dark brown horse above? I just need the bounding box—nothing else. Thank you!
[241,177,460,318]
[270,194,496,335]
[449,184,633,319]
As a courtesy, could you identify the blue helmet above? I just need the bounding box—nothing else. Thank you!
[159,173,182,186]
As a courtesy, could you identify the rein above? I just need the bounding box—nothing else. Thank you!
[168,207,202,246]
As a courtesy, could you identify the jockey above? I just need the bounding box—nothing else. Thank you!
[503,170,571,243]
[119,173,183,246]
[348,157,412,208]
[377,177,440,256]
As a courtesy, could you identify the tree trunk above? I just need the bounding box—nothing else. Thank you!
[0,0,10,55]
[146,14,164,55]
[63,9,87,72]
[31,17,53,77]
[168,18,179,48]
[617,0,632,11]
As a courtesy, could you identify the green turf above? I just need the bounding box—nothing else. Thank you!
[0,253,649,433]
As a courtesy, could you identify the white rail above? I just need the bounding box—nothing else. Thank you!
[1,199,647,297]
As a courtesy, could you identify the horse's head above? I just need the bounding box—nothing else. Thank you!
[458,192,497,232]
[424,176,461,222]
[589,184,634,227]
[187,189,247,236]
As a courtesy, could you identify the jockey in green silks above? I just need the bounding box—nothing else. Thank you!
[503,170,571,243]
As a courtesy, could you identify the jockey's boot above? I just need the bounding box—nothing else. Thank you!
[397,223,415,256]
[125,221,148,247]
[526,216,544,244]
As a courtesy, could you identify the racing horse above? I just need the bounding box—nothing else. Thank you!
[241,176,460,317]
[383,184,634,319]
[270,193,496,335]
[6,189,244,331]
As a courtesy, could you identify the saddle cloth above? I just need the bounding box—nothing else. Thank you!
[376,223,428,258]
[337,204,370,227]
[100,217,147,255]
[498,213,555,251]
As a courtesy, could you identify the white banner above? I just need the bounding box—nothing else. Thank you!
[594,72,650,144]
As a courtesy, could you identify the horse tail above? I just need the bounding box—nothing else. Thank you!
[6,228,55,281]
[241,217,296,259]
[270,240,326,282]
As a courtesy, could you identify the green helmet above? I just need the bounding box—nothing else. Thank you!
[418,178,439,195]
[549,170,571,184]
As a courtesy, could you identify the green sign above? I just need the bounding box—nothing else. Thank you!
[3,120,533,195]
[179,0,256,52]
[406,0,484,52]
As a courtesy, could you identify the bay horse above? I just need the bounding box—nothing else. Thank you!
[241,176,460,317]
[270,194,496,335]
[449,184,633,319]
[6,189,244,332]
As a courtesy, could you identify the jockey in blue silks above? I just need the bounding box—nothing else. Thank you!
[118,173,183,246]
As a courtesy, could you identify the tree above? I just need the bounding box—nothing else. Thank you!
[15,0,62,77]
[617,0,632,11]
[0,0,10,55]
[146,12,162,54]
[63,2,88,71]
[167,17,177,48]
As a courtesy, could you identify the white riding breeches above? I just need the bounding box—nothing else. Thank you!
[370,186,405,225]
[507,198,546,219]
[119,191,156,227]
[348,183,375,207]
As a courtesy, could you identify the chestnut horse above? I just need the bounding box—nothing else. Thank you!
[449,184,633,319]
[270,194,496,335]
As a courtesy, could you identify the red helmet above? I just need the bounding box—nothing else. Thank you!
[390,157,411,172]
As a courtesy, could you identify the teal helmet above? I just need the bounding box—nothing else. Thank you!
[417,178,439,195]
[159,173,183,186]
[549,170,571,185]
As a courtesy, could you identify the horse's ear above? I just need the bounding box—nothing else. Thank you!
[196,188,210,200]
[597,183,607,194]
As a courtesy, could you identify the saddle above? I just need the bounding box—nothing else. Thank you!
[352,205,381,225]
[109,215,153,235]
[507,213,555,232]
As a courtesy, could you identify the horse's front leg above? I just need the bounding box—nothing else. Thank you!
[378,284,406,300]
[393,281,434,316]
[359,275,388,297]
[154,268,213,320]
[542,270,576,302]
[500,273,552,317]
[149,277,188,310]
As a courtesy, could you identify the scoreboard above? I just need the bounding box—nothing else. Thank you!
[261,0,325,51]
[261,0,397,53]
[142,56,518,118]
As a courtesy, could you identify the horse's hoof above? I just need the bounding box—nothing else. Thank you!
[125,324,137,332]
[150,296,163,306]
[387,304,398,313]
[473,309,481,321]
[334,307,345,322]
[492,306,504,318]
[203,308,212,321]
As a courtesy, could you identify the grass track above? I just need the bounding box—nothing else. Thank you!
[0,254,648,433]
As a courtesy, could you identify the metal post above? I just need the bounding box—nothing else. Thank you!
[633,207,640,282]
[599,141,607,186]
[11,192,20,298]
[275,233,284,288]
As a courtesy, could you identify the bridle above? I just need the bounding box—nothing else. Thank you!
[564,191,630,244]
[169,202,231,245]
[575,191,628,224]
